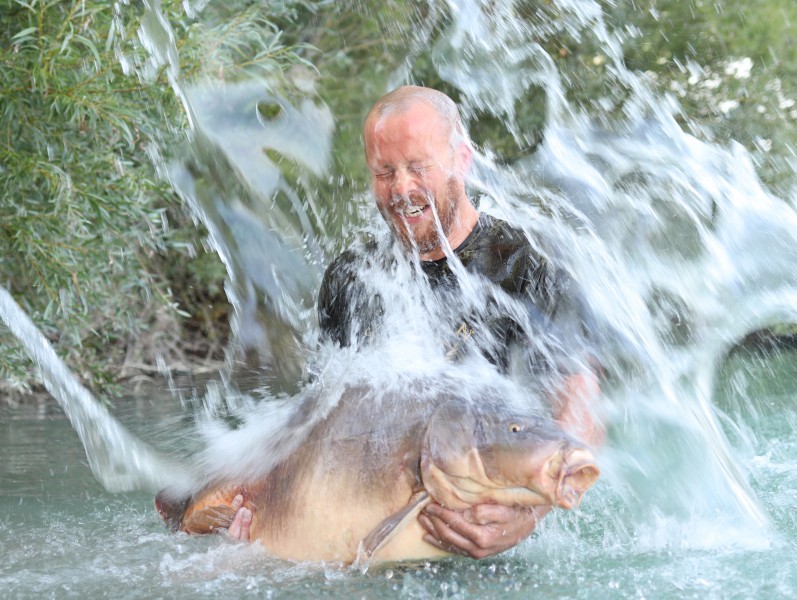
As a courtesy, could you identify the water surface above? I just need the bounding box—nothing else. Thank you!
[2,348,795,598]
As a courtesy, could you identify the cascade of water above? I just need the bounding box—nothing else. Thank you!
[3,0,795,555]
[0,286,188,493]
[390,0,797,538]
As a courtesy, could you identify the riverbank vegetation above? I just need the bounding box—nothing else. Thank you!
[1,0,795,399]
[0,0,322,394]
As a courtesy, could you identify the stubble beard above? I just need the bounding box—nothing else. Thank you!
[390,177,461,255]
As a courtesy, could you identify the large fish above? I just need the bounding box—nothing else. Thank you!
[155,381,600,566]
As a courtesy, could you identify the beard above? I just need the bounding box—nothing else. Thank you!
[388,177,462,255]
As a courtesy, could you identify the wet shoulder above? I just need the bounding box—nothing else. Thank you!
[321,236,380,286]
[457,214,542,295]
[318,236,384,346]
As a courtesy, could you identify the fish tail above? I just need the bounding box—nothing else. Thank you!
[155,488,192,532]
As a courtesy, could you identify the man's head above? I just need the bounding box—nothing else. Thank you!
[363,86,478,261]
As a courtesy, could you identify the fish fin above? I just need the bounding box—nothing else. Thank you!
[352,490,431,571]
[183,503,240,534]
[155,489,191,532]
[174,486,251,535]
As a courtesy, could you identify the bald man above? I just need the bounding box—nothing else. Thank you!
[314,86,603,558]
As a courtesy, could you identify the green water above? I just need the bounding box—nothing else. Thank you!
[1,349,795,598]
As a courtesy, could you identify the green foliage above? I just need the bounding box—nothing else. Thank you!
[605,0,797,194]
[0,0,311,394]
[3,0,795,396]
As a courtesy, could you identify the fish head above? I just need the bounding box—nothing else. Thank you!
[421,401,599,510]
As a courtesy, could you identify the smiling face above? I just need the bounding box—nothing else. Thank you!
[363,98,477,261]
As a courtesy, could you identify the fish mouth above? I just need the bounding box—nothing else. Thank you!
[553,448,600,509]
[477,447,600,509]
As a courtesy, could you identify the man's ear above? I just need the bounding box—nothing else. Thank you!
[455,143,473,178]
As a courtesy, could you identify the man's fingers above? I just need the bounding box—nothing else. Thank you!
[184,505,237,534]
[424,502,516,526]
[419,512,471,553]
[423,533,472,557]
[420,514,477,557]
[423,505,468,536]
[227,506,252,541]
[421,510,486,556]
[418,502,547,559]
[417,512,436,535]
[464,503,518,525]
[423,504,501,552]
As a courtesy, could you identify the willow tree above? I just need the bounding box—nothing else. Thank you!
[0,0,317,394]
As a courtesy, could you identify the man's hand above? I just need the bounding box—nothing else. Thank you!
[226,494,252,541]
[418,503,548,559]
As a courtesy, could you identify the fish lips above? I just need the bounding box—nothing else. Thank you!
[422,402,600,509]
[476,437,600,509]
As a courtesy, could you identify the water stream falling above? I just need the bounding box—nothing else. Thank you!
[3,0,797,597]
[0,286,187,493]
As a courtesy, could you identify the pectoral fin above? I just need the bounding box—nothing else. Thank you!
[173,487,251,535]
[183,503,239,534]
[353,490,431,571]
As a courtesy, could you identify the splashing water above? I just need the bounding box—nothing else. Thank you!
[3,0,797,592]
[0,286,187,493]
[172,0,797,549]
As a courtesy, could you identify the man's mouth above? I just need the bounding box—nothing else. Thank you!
[401,204,426,219]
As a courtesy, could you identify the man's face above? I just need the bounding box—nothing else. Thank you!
[364,103,467,257]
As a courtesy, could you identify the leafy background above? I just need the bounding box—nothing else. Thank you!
[1,0,795,397]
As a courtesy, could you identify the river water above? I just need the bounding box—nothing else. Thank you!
[0,349,795,598]
[3,0,797,597]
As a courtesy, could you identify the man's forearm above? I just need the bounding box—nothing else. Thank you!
[551,369,604,448]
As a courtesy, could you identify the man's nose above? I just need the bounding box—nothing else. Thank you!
[392,168,414,197]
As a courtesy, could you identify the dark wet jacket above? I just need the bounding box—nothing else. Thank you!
[317,213,594,374]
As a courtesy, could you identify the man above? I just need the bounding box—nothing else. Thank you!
[311,85,603,558]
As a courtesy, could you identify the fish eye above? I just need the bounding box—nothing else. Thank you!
[508,423,522,433]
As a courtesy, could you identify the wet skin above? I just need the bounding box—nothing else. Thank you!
[363,101,479,262]
[361,93,602,557]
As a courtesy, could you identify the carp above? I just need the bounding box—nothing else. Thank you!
[156,382,599,566]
